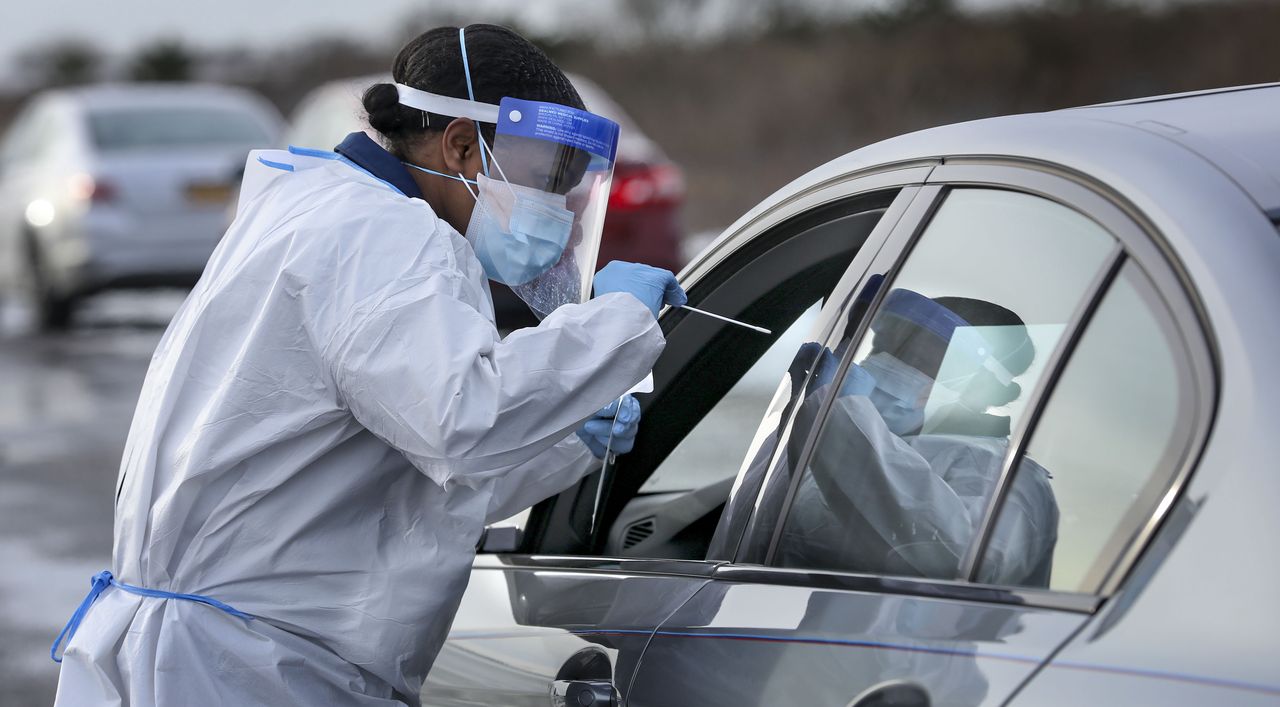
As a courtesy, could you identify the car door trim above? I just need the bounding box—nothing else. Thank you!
[473,553,723,579]
[709,565,1101,614]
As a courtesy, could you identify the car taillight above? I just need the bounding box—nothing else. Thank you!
[69,173,118,204]
[609,163,684,210]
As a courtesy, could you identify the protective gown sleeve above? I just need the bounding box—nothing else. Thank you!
[789,391,980,579]
[483,434,597,524]
[323,264,664,488]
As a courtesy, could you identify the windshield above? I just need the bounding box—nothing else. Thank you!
[89,106,272,151]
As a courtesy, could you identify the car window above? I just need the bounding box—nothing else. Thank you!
[639,301,822,494]
[765,188,1117,583]
[89,106,273,151]
[525,190,901,559]
[975,263,1196,593]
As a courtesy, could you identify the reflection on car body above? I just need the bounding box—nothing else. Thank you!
[422,83,1280,705]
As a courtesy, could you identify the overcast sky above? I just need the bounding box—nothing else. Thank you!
[0,0,1211,85]
[2,0,418,64]
[0,0,630,77]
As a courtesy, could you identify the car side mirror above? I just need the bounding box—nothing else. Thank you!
[478,525,522,553]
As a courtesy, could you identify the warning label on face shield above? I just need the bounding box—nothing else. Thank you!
[498,97,619,163]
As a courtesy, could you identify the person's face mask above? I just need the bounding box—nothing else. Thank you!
[861,353,933,436]
[465,173,574,286]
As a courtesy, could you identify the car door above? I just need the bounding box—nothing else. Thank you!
[417,166,933,706]
[626,164,1210,707]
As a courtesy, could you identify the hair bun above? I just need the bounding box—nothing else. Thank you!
[362,82,408,136]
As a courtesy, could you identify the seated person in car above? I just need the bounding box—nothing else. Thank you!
[773,289,1058,587]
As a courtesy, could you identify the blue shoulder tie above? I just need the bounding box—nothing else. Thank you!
[51,570,253,663]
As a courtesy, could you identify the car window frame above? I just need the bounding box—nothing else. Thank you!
[727,159,1215,612]
[512,164,937,567]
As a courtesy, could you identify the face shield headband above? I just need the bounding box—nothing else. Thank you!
[392,27,621,318]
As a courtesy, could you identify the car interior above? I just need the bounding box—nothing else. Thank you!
[518,189,901,561]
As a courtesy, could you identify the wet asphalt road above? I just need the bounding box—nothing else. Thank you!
[0,292,185,706]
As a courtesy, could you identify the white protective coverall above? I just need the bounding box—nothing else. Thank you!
[52,150,665,706]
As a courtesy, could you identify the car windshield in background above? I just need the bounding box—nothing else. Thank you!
[89,107,272,151]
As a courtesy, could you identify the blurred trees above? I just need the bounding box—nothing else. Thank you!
[558,0,1280,231]
[240,37,390,115]
[0,0,1276,232]
[130,40,195,82]
[17,40,102,87]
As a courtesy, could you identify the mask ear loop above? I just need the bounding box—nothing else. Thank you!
[477,137,518,201]
[458,173,478,200]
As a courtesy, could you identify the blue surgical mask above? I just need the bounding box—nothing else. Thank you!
[403,163,574,286]
[466,173,573,286]
[861,353,933,436]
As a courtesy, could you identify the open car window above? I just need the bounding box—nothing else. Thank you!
[521,188,907,560]
[637,301,822,495]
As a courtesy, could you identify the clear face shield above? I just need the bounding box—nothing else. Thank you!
[392,28,621,319]
[477,98,619,318]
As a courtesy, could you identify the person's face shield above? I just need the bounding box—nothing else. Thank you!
[395,78,620,320]
[488,98,619,319]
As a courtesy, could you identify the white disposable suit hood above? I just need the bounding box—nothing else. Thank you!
[52,147,666,706]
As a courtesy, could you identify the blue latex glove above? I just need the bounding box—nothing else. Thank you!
[577,395,641,459]
[593,261,688,318]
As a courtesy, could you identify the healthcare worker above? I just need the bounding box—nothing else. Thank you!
[774,290,1059,587]
[52,24,684,706]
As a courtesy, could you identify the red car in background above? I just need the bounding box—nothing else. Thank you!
[282,73,686,328]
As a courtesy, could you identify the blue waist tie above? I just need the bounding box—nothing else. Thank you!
[51,570,254,663]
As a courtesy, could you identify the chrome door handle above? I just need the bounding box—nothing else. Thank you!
[550,679,618,707]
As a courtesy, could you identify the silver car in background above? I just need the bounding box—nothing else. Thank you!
[0,84,282,328]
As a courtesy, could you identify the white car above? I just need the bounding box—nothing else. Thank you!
[0,83,282,328]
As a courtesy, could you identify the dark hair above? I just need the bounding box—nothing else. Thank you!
[362,24,583,158]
